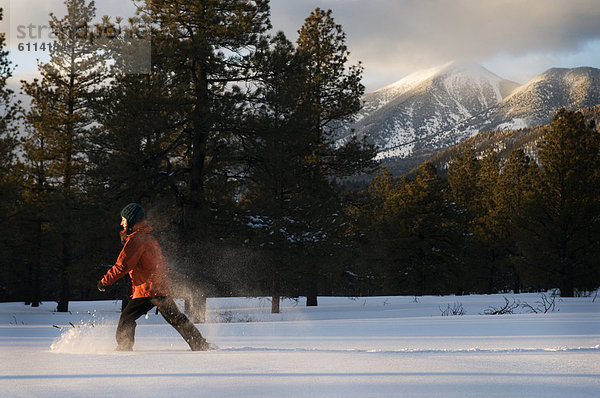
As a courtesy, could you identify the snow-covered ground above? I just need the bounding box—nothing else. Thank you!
[1,293,599,397]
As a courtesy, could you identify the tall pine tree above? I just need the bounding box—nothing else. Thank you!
[356,164,458,295]
[447,147,482,292]
[0,5,19,220]
[240,32,311,312]
[494,148,538,292]
[522,109,600,296]
[0,7,23,301]
[293,8,373,306]
[139,0,271,233]
[126,0,272,318]
[21,0,109,311]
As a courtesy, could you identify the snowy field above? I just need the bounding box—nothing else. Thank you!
[1,293,599,397]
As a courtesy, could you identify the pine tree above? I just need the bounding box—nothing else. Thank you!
[21,0,109,311]
[0,5,19,214]
[449,148,527,293]
[346,168,397,295]
[17,90,53,306]
[0,7,16,152]
[296,8,364,137]
[447,147,481,218]
[241,10,375,305]
[0,7,24,301]
[239,32,309,311]
[103,0,273,320]
[292,8,374,306]
[446,147,482,292]
[402,163,460,295]
[356,164,460,295]
[495,148,538,293]
[474,151,506,293]
[88,67,179,204]
[522,109,600,296]
[139,0,271,233]
[348,168,394,294]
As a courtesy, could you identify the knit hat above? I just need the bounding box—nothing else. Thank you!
[120,203,145,227]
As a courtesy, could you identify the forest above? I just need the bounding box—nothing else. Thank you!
[1,1,599,312]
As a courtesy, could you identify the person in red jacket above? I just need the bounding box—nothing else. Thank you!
[98,203,210,351]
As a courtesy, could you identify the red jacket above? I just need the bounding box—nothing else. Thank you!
[101,221,172,298]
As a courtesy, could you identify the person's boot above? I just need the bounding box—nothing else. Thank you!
[188,336,213,351]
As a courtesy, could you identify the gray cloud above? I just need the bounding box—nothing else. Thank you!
[270,0,600,90]
[4,0,600,92]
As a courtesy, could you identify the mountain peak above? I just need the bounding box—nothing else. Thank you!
[371,63,445,95]
[423,65,600,156]
[339,63,600,176]
[438,60,490,74]
[362,61,517,119]
[506,65,600,101]
[338,61,521,160]
[374,60,490,94]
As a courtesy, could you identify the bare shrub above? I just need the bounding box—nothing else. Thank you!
[521,293,558,314]
[482,297,520,315]
[440,302,465,316]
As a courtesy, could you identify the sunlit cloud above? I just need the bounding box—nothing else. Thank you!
[3,0,600,92]
[270,0,600,90]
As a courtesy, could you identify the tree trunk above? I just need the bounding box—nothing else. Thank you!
[186,62,210,233]
[558,258,574,297]
[271,295,280,314]
[306,294,318,307]
[57,88,74,313]
[512,270,521,294]
[188,125,206,230]
[306,264,319,307]
[27,261,41,307]
[30,219,43,307]
[56,231,71,312]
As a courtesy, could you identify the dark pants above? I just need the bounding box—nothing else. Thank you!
[116,296,207,351]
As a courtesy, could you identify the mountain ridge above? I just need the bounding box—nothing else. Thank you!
[423,104,600,177]
[338,60,520,162]
[341,62,600,176]
[427,65,600,150]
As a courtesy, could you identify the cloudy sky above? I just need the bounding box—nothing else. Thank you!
[3,0,600,92]
[270,0,600,91]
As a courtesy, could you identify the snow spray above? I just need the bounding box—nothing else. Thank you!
[50,313,116,354]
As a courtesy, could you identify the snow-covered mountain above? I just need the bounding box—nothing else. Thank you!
[426,66,600,150]
[338,61,519,160]
[341,63,600,176]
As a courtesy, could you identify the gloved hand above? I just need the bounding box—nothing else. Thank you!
[97,280,106,292]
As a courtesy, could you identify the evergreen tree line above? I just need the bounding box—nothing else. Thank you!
[1,2,598,311]
[351,109,600,298]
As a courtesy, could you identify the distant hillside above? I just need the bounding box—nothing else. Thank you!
[343,64,600,177]
[426,67,600,150]
[424,104,600,175]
